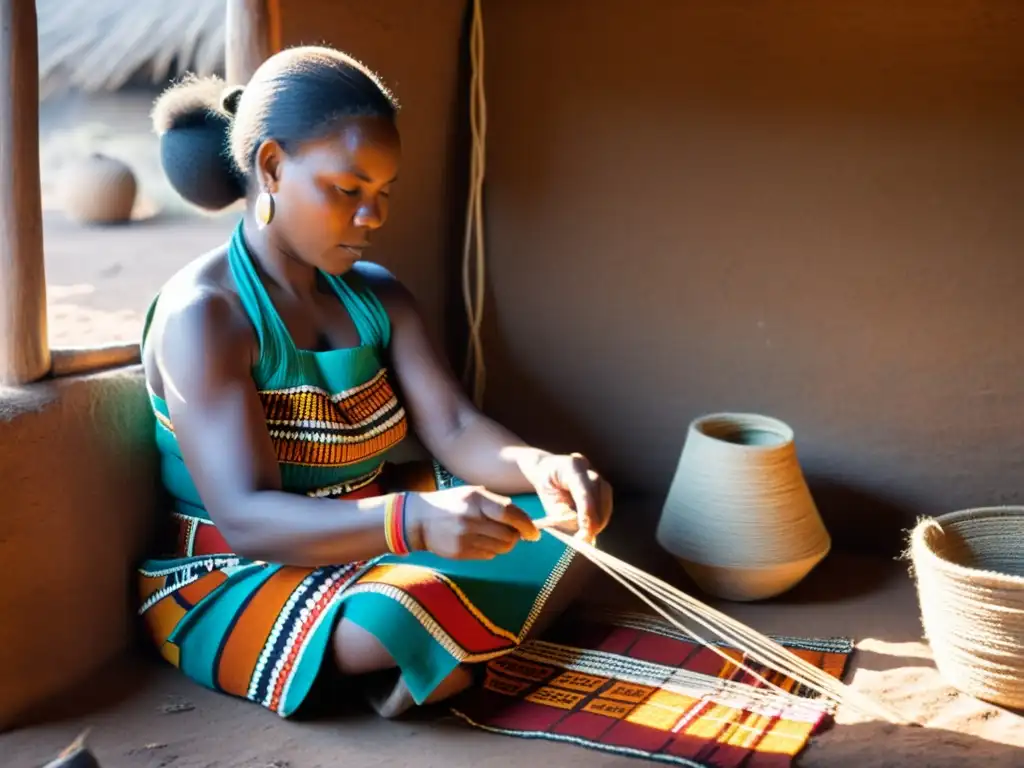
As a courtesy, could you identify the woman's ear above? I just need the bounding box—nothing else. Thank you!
[255,139,285,192]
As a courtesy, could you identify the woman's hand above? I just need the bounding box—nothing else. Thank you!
[406,486,542,560]
[526,452,613,542]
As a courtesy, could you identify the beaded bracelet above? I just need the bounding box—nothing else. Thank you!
[384,492,411,555]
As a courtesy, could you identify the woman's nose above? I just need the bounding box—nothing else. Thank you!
[353,199,383,229]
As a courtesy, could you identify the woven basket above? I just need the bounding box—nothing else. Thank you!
[909,506,1024,709]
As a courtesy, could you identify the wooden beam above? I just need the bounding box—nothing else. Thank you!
[225,0,280,85]
[50,343,141,378]
[0,0,50,385]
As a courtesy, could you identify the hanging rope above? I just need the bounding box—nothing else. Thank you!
[461,0,487,409]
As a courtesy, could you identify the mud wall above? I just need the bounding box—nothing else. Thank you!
[475,0,1024,553]
[0,368,159,728]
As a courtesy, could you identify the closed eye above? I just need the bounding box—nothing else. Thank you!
[334,185,359,197]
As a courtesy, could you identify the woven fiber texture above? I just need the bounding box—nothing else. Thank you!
[910,506,1024,709]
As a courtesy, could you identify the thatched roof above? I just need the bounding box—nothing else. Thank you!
[37,0,226,96]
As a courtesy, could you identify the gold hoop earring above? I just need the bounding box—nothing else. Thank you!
[255,190,275,229]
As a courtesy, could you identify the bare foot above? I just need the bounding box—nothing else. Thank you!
[363,666,475,719]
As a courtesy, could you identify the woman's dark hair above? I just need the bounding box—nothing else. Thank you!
[152,46,399,211]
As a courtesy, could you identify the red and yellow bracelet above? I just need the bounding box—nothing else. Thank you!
[384,492,410,555]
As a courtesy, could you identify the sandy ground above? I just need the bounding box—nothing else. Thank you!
[3,553,1024,768]
[43,212,236,346]
[40,89,238,348]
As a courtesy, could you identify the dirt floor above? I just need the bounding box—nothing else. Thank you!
[3,553,1024,768]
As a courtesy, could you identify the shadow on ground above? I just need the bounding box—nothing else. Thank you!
[801,718,1024,767]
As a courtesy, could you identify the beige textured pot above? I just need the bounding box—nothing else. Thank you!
[655,413,831,601]
[62,152,138,225]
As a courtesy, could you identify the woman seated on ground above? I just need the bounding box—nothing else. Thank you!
[137,45,613,720]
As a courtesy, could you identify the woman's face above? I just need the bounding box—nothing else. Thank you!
[257,115,401,274]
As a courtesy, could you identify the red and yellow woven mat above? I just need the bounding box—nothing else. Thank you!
[450,609,852,767]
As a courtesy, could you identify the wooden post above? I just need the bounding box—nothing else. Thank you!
[225,0,280,85]
[0,0,50,385]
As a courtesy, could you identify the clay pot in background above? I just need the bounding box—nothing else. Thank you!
[655,413,831,601]
[61,152,138,225]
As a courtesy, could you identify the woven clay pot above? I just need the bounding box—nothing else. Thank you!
[910,507,1024,709]
[655,413,831,601]
[61,152,137,225]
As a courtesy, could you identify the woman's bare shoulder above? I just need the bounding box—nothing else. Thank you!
[143,245,256,395]
[154,246,238,312]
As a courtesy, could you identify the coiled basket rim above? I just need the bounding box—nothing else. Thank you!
[910,505,1024,588]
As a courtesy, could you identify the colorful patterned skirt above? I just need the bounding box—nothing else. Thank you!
[137,462,576,717]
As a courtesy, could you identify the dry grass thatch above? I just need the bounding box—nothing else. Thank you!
[37,0,226,96]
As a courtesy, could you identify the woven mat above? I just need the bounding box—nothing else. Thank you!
[450,609,852,768]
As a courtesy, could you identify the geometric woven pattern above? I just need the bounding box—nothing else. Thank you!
[451,610,852,768]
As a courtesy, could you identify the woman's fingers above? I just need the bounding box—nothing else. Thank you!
[536,488,581,532]
[474,489,541,542]
[561,454,601,539]
[600,477,614,531]
[454,542,498,560]
[469,517,522,552]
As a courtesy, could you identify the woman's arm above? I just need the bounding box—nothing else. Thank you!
[370,271,546,494]
[368,267,613,538]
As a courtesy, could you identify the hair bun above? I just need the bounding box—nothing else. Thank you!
[151,75,247,211]
[221,86,245,116]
